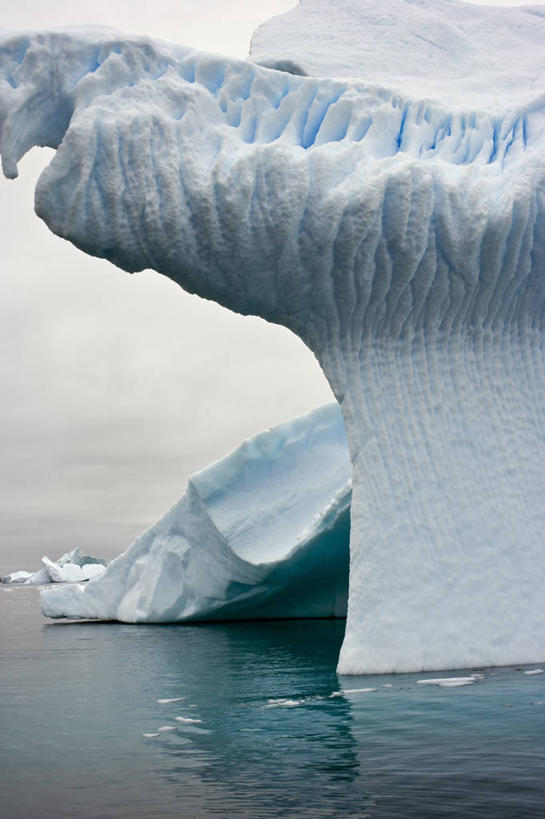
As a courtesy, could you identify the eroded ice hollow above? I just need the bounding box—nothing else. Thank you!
[40,404,351,622]
[2,0,545,672]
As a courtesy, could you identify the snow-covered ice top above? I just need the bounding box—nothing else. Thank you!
[251,0,545,108]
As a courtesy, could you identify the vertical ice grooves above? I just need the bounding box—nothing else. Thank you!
[301,86,346,147]
[0,30,534,179]
[396,104,409,150]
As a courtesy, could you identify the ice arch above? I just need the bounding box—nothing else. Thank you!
[1,0,545,672]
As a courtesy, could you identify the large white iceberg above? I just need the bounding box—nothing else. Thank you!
[2,0,545,672]
[41,404,351,621]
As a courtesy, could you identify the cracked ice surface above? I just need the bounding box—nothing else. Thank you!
[2,0,545,671]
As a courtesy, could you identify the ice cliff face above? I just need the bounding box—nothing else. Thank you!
[1,0,545,672]
[41,404,350,622]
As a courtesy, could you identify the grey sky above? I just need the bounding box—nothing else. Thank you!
[0,0,533,574]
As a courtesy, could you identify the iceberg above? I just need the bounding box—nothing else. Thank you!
[40,403,351,621]
[2,0,545,672]
[54,547,108,569]
[25,568,51,585]
[1,548,108,584]
[1,570,34,584]
[40,556,107,584]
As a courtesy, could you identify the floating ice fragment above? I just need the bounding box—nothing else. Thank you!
[523,669,544,676]
[174,716,202,724]
[330,688,377,697]
[417,677,477,687]
[157,726,176,732]
[143,733,160,738]
[266,699,302,708]
[157,698,185,704]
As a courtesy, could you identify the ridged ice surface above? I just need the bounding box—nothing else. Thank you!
[2,0,545,671]
[41,404,351,622]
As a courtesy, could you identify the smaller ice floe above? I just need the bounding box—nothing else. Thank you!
[330,688,376,697]
[2,547,108,584]
[157,726,176,732]
[532,701,545,706]
[143,733,160,738]
[417,676,478,688]
[42,556,106,583]
[56,547,108,568]
[157,697,185,704]
[383,684,393,688]
[1,571,33,584]
[523,669,544,676]
[26,568,52,585]
[266,698,302,708]
[174,716,202,724]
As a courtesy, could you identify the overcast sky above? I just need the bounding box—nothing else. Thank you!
[0,0,534,574]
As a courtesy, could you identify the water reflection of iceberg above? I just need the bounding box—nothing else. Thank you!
[336,670,545,818]
[144,621,367,817]
[7,595,545,818]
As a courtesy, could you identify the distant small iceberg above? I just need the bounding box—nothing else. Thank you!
[1,547,108,585]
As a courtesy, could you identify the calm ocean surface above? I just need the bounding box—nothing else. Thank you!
[1,586,544,818]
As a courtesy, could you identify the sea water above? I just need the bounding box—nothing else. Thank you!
[1,586,544,818]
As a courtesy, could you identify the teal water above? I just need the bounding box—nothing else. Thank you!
[1,586,544,818]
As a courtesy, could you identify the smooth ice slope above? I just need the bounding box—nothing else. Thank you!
[41,404,350,621]
[1,0,545,671]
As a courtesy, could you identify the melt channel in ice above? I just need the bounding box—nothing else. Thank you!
[2,0,545,672]
[40,404,351,622]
